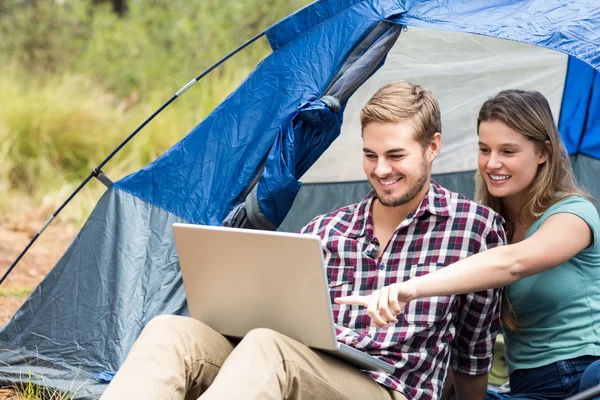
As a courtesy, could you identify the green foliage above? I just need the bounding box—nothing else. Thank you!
[0,0,91,72]
[0,286,32,298]
[0,0,312,222]
[0,0,312,94]
[0,63,251,221]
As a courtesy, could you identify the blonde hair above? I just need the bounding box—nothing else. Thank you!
[360,81,441,148]
[475,89,590,330]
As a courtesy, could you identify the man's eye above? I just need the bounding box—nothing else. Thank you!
[365,154,377,160]
[390,155,405,160]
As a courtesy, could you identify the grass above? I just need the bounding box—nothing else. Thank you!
[0,60,254,224]
[10,382,72,400]
[0,354,87,400]
[0,287,32,299]
[0,377,80,400]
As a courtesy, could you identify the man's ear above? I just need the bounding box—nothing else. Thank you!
[428,133,442,161]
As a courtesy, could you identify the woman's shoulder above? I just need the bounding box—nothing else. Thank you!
[536,195,600,245]
[543,194,598,219]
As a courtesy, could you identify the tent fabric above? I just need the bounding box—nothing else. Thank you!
[0,188,186,398]
[395,0,600,72]
[271,1,600,71]
[2,1,600,398]
[571,155,600,206]
[303,25,569,182]
[228,22,401,228]
[559,56,600,157]
[0,345,107,398]
[0,188,187,371]
[255,100,342,227]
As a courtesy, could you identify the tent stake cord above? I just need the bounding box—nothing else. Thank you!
[0,31,266,286]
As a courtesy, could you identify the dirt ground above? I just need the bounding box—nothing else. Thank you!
[0,388,16,400]
[0,210,78,327]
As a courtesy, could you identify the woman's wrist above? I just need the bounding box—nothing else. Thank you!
[401,278,420,302]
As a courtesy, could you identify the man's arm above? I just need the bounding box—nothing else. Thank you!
[452,370,488,400]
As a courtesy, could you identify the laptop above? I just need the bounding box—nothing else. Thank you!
[172,223,395,374]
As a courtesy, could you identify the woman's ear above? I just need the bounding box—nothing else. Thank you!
[538,140,551,165]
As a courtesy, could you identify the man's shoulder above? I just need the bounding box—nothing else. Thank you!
[301,202,361,234]
[437,184,501,223]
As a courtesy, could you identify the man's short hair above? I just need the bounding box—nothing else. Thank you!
[359,81,442,148]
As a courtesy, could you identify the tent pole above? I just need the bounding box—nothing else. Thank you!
[0,31,266,286]
[564,384,600,400]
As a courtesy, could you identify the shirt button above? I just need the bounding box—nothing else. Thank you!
[379,263,386,270]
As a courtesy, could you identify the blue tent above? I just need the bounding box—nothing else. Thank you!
[1,1,599,398]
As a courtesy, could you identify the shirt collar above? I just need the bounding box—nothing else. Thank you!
[345,180,453,239]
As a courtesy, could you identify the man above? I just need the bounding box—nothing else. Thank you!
[101,81,505,400]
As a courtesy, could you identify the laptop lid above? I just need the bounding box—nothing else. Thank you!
[173,223,339,351]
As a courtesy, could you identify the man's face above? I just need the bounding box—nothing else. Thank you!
[362,121,433,208]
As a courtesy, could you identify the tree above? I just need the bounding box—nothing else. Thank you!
[92,0,127,18]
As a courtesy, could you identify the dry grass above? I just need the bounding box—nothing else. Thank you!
[0,388,16,400]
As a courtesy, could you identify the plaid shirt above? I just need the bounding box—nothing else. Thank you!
[300,181,506,400]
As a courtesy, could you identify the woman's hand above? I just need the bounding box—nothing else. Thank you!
[334,281,417,327]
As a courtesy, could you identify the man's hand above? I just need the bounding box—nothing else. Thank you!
[334,282,417,327]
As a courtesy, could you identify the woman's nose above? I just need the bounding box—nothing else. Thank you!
[487,153,502,169]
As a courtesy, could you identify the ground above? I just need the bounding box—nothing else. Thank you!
[0,388,15,400]
[0,210,77,327]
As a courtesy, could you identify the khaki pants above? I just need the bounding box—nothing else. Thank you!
[101,315,407,400]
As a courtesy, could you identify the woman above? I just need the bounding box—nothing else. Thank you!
[336,90,600,399]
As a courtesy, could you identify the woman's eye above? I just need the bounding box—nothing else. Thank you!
[503,150,515,155]
[479,148,490,154]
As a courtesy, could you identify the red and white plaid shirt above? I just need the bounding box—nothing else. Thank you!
[300,181,506,400]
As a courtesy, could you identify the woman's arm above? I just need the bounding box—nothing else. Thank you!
[410,212,592,296]
[335,212,592,327]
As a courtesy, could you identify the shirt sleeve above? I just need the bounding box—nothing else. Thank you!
[299,215,321,235]
[451,213,506,375]
[538,196,600,249]
[335,324,383,350]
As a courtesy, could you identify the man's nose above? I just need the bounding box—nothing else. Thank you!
[375,159,392,176]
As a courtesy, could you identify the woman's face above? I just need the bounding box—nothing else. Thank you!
[478,120,546,201]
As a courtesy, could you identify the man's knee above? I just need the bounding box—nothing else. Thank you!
[243,327,288,346]
[141,315,209,343]
[145,314,195,331]
[579,359,600,392]
[237,328,295,360]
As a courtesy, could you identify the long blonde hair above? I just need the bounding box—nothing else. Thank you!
[474,90,589,330]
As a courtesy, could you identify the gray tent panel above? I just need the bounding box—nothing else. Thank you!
[572,155,600,209]
[0,345,106,399]
[0,188,187,396]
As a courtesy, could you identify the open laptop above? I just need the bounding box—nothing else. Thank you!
[172,223,395,374]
